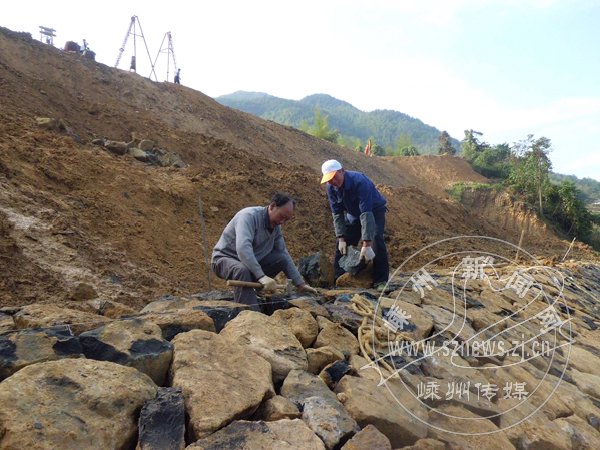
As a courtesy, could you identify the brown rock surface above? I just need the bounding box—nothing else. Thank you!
[78,319,173,385]
[334,375,428,448]
[13,303,110,334]
[186,419,326,449]
[0,359,157,450]
[340,424,392,450]
[220,310,307,382]
[170,329,274,440]
[253,395,301,421]
[272,307,319,348]
[427,404,515,449]
[307,346,346,374]
[314,316,360,357]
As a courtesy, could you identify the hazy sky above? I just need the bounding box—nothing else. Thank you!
[4,0,599,181]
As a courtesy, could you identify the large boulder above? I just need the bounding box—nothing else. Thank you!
[79,318,173,385]
[341,424,392,450]
[569,367,600,399]
[272,307,319,348]
[421,304,477,341]
[86,299,136,318]
[220,311,307,382]
[306,346,345,374]
[186,419,326,449]
[281,369,339,406]
[428,404,516,449]
[334,375,428,448]
[554,414,600,449]
[141,297,205,313]
[568,345,600,377]
[302,395,360,449]
[323,302,364,335]
[253,395,301,421]
[377,297,435,341]
[0,328,82,381]
[288,297,330,319]
[141,296,246,332]
[13,303,110,335]
[135,309,215,341]
[281,370,359,449]
[170,329,274,440]
[0,359,157,450]
[314,316,360,357]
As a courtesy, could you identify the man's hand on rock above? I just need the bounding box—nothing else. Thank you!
[258,275,278,292]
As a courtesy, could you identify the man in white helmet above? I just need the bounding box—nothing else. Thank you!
[320,159,389,290]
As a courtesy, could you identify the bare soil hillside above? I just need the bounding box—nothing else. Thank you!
[0,27,596,309]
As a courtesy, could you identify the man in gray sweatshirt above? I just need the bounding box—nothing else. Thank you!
[212,193,317,311]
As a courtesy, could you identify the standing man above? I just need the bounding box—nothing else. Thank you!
[212,193,317,311]
[320,159,389,290]
[174,68,181,84]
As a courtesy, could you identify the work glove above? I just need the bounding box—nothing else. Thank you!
[360,245,376,262]
[338,239,347,255]
[297,283,318,295]
[258,275,278,292]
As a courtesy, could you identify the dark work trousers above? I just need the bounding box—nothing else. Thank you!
[334,207,389,286]
[212,252,290,312]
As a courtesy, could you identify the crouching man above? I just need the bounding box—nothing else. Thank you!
[211,193,317,312]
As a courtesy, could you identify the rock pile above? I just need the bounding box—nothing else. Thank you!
[0,261,599,449]
[91,136,186,168]
[35,116,186,168]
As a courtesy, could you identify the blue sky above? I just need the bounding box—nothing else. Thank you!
[4,0,599,180]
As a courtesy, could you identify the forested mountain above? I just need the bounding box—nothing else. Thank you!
[215,91,460,154]
[550,172,600,205]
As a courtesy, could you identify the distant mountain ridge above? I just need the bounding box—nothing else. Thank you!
[215,91,460,154]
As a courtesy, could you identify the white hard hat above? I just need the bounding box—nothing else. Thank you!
[320,159,342,184]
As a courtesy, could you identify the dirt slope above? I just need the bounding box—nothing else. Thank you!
[0,27,596,309]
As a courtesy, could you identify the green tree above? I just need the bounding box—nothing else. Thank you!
[545,181,594,239]
[461,129,485,161]
[460,130,511,178]
[395,134,414,153]
[471,143,512,179]
[438,130,456,155]
[510,135,552,216]
[372,142,385,156]
[394,134,421,156]
[398,146,420,156]
[306,108,339,143]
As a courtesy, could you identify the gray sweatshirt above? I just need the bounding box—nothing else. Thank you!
[212,206,303,285]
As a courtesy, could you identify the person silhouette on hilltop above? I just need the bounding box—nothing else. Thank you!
[174,68,181,84]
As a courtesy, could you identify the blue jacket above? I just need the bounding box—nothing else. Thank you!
[326,171,386,240]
